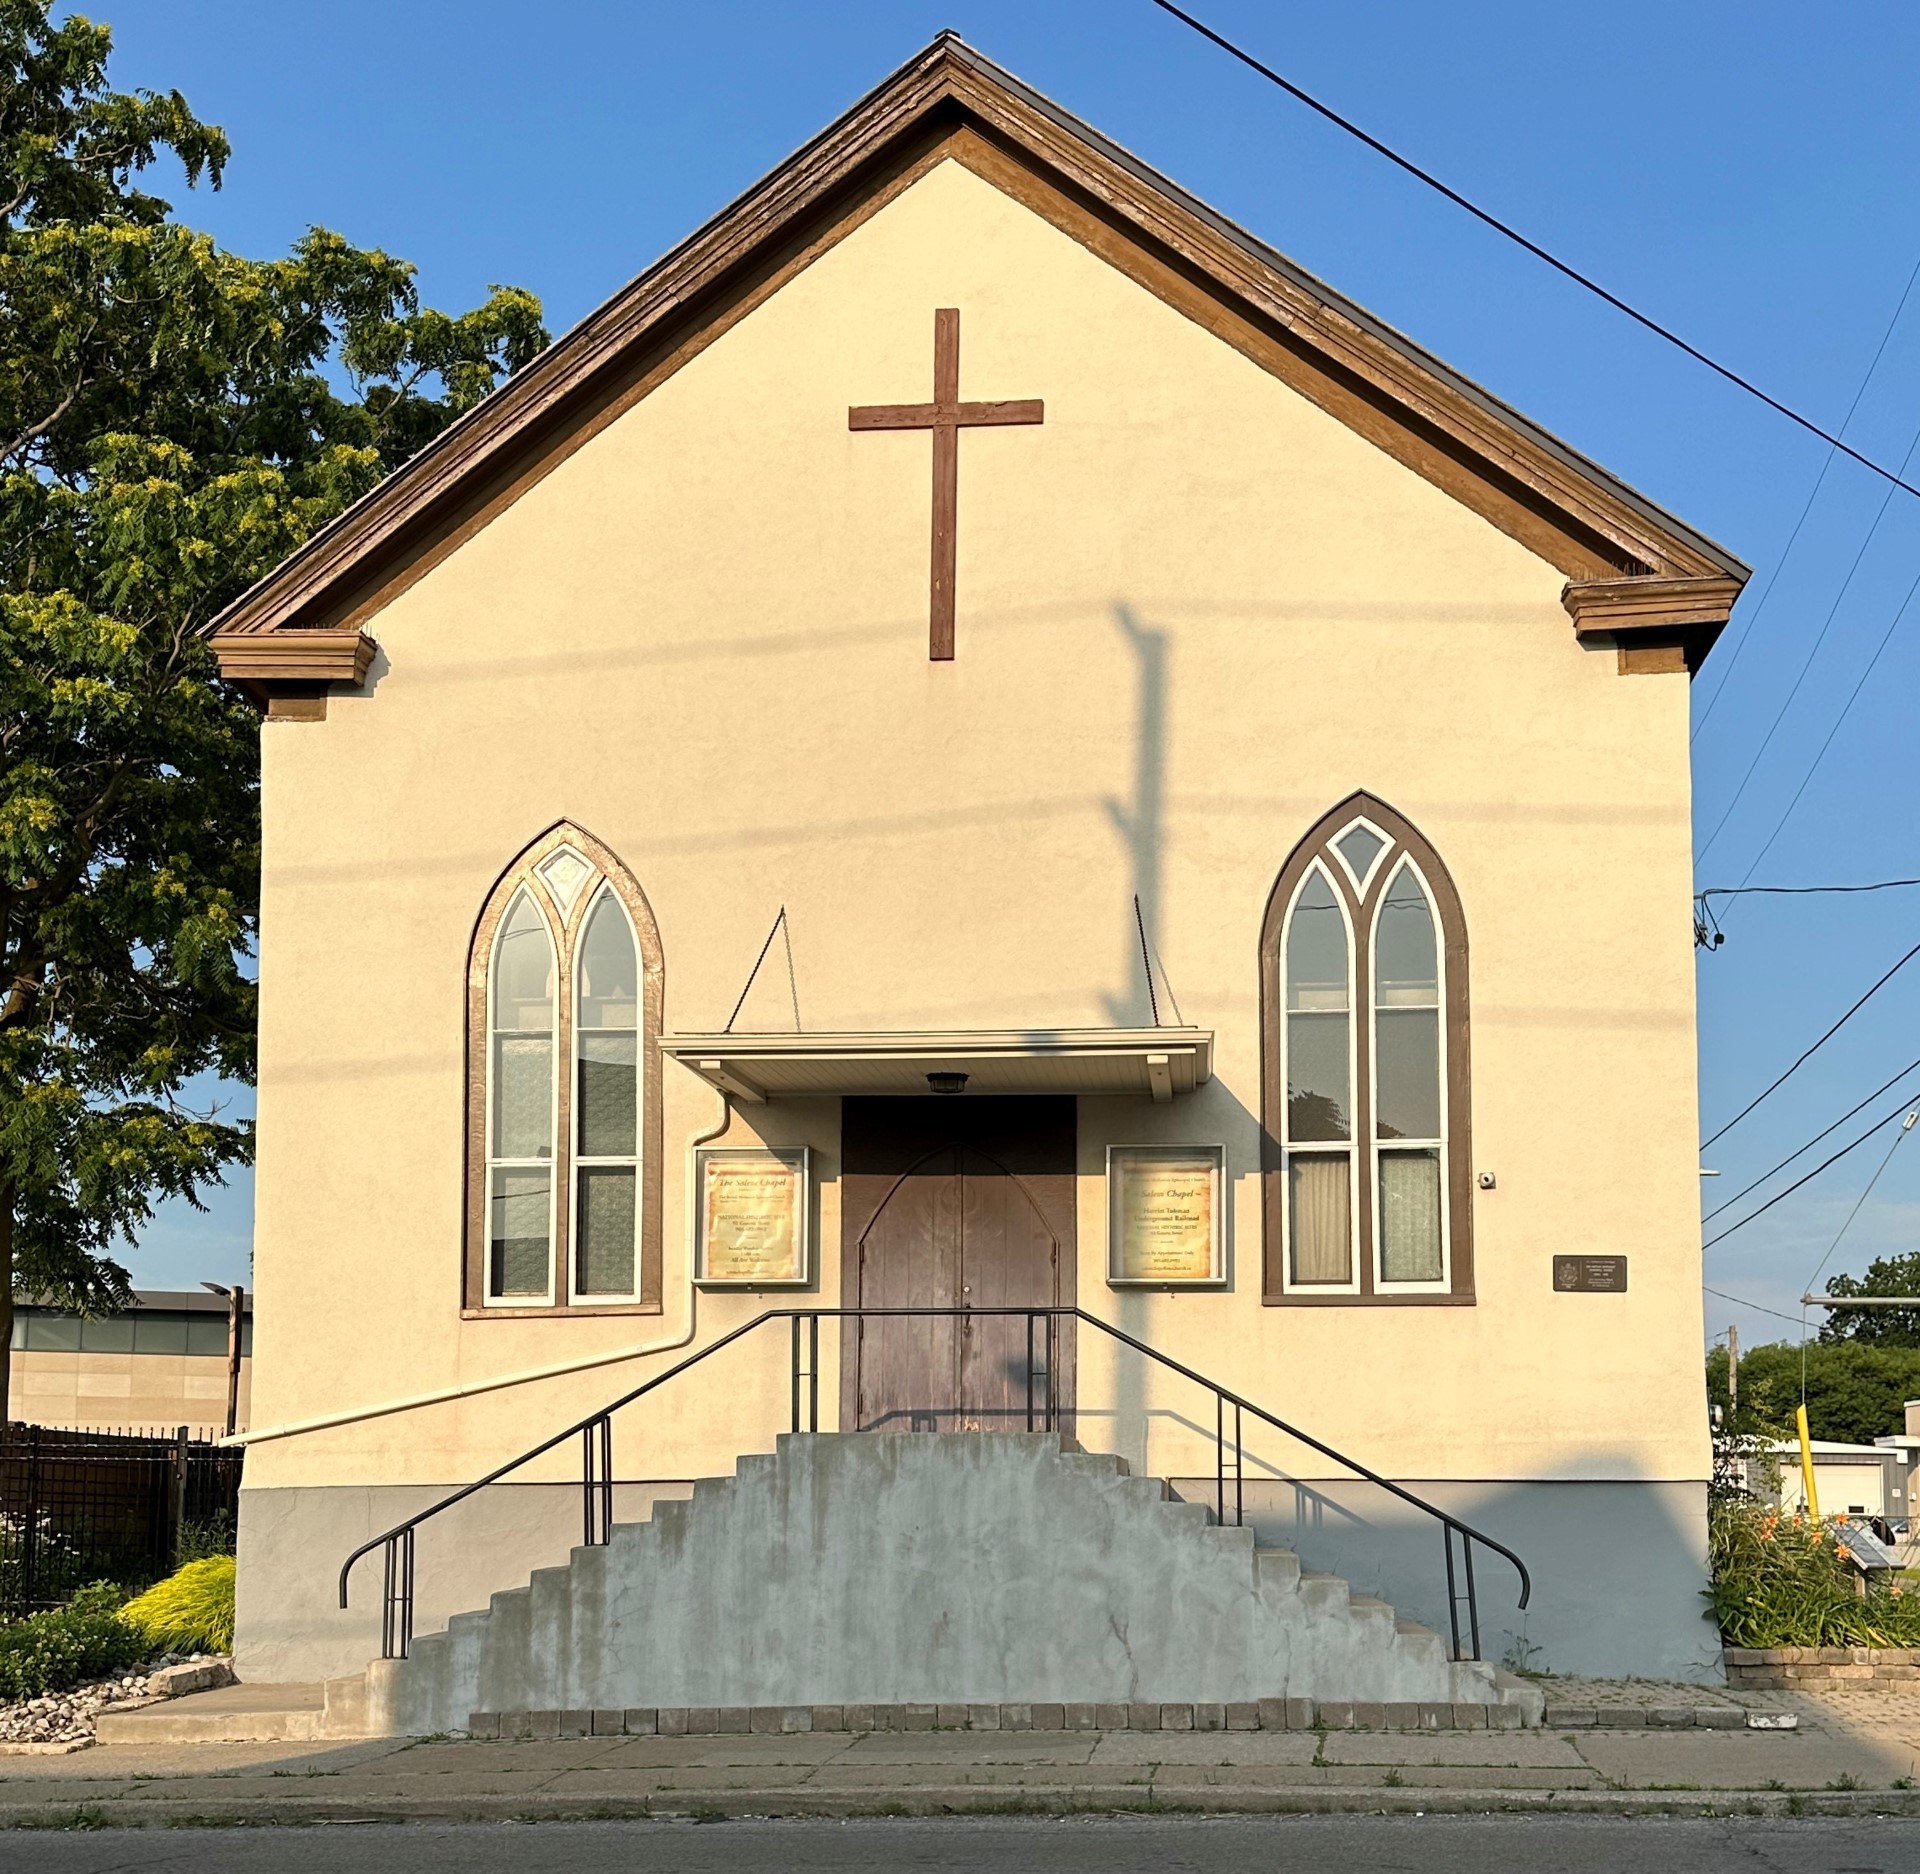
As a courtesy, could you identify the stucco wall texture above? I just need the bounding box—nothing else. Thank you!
[243,159,1706,1529]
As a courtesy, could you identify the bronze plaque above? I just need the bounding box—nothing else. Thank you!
[1553,1254,1627,1294]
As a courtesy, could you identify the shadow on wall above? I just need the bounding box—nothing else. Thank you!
[1166,1461,1717,1684]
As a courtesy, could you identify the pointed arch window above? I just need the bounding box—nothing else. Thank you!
[1261,796,1473,1304]
[467,826,665,1314]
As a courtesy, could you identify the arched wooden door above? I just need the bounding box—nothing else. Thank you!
[842,1097,1076,1432]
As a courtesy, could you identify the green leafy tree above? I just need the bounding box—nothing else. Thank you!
[0,2,546,1411]
[1819,1253,1920,1347]
[1707,1339,1920,1447]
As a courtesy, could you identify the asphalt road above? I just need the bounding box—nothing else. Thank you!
[14,1816,1920,1872]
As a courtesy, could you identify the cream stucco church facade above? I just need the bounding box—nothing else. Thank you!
[213,38,1748,1698]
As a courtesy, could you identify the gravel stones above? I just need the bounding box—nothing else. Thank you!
[0,1651,228,1749]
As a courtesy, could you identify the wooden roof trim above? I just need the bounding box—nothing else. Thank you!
[206,32,1749,693]
[934,62,1739,585]
[1561,574,1743,677]
[1561,574,1743,635]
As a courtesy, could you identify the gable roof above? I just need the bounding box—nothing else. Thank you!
[209,33,1748,714]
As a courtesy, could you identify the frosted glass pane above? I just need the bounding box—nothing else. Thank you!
[578,1031,638,1156]
[576,1166,636,1296]
[1288,1155,1351,1284]
[1375,1008,1440,1141]
[1379,1150,1443,1283]
[1375,866,1437,1005]
[1334,823,1385,885]
[578,894,638,1029]
[1285,871,1349,1011]
[489,1167,550,1297]
[493,894,554,1031]
[536,846,591,914]
[493,1033,553,1158]
[1287,1011,1350,1142]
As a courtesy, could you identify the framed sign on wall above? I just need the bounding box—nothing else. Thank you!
[1107,1144,1226,1287]
[694,1146,811,1287]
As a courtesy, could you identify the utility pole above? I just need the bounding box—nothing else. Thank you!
[1728,1323,1738,1416]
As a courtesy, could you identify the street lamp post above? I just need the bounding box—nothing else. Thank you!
[200,1281,246,1437]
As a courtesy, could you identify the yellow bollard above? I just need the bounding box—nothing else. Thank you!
[1796,1403,1820,1525]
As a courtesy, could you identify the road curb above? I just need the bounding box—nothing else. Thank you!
[5,1784,1920,1826]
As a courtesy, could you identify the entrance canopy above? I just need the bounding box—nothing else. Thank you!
[660,1027,1212,1104]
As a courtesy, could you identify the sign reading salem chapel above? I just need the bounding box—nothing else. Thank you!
[695,1148,810,1287]
[1108,1145,1225,1286]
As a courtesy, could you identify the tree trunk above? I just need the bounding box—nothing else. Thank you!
[0,1185,12,1428]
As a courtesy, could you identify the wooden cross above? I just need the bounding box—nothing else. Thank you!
[849,308,1044,660]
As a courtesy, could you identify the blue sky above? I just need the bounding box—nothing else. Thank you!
[98,2,1920,1345]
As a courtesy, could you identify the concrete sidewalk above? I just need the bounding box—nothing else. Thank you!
[3,1687,1920,1825]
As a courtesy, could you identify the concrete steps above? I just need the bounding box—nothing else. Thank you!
[342,1433,1540,1736]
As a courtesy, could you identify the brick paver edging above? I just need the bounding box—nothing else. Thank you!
[467,1698,1530,1738]
[1542,1704,1753,1729]
[1725,1645,1920,1689]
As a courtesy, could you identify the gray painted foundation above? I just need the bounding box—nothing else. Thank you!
[1166,1475,1717,1683]
[238,1448,1712,1689]
[236,1479,691,1685]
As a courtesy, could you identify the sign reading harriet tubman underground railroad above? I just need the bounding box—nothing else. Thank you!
[1108,1145,1225,1285]
[1553,1254,1628,1294]
[696,1147,809,1286]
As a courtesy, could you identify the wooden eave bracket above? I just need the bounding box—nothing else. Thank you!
[210,629,377,719]
[1560,574,1742,677]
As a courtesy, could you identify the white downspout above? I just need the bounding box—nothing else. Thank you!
[225,1087,733,1448]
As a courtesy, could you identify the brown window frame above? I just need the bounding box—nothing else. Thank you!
[1260,793,1474,1307]
[463,822,665,1318]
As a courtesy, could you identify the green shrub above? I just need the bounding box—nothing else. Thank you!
[1708,1500,1920,1647]
[0,1584,147,1701]
[174,1516,236,1566]
[118,1555,235,1656]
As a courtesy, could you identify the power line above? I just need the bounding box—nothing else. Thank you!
[1704,1284,1811,1329]
[1694,421,1920,872]
[1702,1094,1917,1250]
[1736,564,1920,883]
[1699,879,1920,905]
[1692,255,1920,746]
[1697,879,1920,942]
[1700,932,1920,1150]
[1802,1111,1918,1298]
[1704,1051,1920,1223]
[1147,0,1920,504]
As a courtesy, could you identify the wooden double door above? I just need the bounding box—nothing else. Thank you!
[842,1097,1075,1433]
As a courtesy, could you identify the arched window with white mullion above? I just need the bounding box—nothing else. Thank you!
[1281,864,1358,1288]
[1262,793,1474,1305]
[486,891,558,1304]
[466,823,667,1315]
[572,888,641,1302]
[1371,859,1447,1290]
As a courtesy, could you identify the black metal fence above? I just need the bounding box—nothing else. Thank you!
[0,1424,243,1617]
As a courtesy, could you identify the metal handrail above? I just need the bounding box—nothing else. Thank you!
[341,1306,1530,1663]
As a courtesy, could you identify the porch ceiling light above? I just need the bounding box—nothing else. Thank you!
[926,1071,969,1095]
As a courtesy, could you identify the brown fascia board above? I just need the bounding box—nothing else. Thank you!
[205,32,1749,674]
